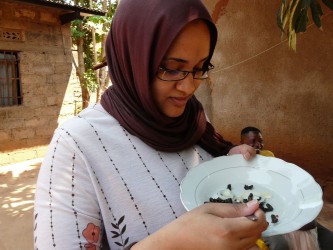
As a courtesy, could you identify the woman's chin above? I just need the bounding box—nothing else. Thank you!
[164,108,185,118]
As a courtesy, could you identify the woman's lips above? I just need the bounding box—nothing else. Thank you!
[170,96,190,107]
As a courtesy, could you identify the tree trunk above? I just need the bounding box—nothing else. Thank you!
[89,0,102,103]
[96,0,110,102]
[77,23,90,109]
[73,0,90,109]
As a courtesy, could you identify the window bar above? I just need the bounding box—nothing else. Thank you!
[11,54,17,105]
[0,51,21,106]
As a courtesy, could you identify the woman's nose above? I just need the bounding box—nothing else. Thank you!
[175,75,199,94]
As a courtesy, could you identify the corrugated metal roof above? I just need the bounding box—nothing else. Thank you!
[14,0,106,16]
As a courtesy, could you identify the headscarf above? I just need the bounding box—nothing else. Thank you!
[101,0,233,156]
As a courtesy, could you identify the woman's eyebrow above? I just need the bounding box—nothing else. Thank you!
[163,56,209,64]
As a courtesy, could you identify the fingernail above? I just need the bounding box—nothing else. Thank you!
[246,214,258,221]
[246,200,258,207]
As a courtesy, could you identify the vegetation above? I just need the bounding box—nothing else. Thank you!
[277,0,333,51]
[51,0,118,108]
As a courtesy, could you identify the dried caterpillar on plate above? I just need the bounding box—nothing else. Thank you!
[206,184,279,224]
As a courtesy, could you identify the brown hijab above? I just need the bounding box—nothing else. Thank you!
[101,0,233,156]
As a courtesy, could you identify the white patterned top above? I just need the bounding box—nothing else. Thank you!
[34,103,213,250]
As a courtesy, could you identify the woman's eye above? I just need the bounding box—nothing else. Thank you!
[193,69,204,75]
[166,69,180,75]
[194,67,203,71]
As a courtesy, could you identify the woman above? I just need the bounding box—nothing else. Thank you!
[34,0,267,249]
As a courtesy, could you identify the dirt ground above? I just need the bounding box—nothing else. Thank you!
[0,158,332,250]
[0,158,41,250]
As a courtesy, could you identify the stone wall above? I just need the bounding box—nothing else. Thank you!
[0,1,82,165]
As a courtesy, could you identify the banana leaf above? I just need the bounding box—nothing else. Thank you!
[322,0,333,10]
[295,8,309,33]
[301,0,312,8]
[291,0,303,31]
[288,30,297,50]
[277,5,285,32]
[277,0,330,50]
[311,0,324,29]
[283,1,293,30]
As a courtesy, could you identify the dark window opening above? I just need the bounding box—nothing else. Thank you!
[0,51,22,107]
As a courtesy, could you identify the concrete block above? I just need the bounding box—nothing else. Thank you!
[0,110,7,120]
[46,96,58,106]
[12,128,35,139]
[40,12,58,24]
[20,52,47,64]
[43,34,62,46]
[0,130,11,141]
[25,118,40,127]
[34,106,61,117]
[49,74,71,86]
[14,9,36,20]
[35,127,55,137]
[33,86,48,96]
[46,53,69,64]
[30,64,54,75]
[7,108,34,119]
[54,63,72,74]
[24,97,46,108]
[5,119,25,129]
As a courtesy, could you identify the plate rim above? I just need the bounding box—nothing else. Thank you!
[180,154,323,236]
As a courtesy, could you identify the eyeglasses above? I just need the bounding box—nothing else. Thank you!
[156,63,214,82]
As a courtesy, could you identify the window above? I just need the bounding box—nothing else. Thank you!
[0,51,22,107]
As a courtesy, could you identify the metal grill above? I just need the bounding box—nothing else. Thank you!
[0,51,22,107]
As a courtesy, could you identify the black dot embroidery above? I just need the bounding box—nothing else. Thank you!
[122,128,178,220]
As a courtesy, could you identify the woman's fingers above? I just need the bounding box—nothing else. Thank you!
[136,202,268,250]
[199,200,268,235]
[201,199,260,219]
[208,216,265,250]
[193,202,268,247]
[216,216,265,238]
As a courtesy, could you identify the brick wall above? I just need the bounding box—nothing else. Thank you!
[0,1,82,165]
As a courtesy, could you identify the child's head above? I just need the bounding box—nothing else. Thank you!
[240,126,264,150]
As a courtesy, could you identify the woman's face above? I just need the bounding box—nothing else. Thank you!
[151,20,211,118]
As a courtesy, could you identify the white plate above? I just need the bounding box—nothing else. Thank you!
[180,154,323,236]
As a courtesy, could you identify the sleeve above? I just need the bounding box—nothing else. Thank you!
[34,131,106,250]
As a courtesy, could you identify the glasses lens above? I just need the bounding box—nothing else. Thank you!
[158,68,187,81]
[193,64,214,79]
[193,70,208,80]
[157,64,214,81]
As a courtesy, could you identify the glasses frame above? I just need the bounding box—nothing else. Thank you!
[156,63,214,82]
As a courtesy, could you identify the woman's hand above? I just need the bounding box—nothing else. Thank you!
[228,144,257,160]
[132,200,268,250]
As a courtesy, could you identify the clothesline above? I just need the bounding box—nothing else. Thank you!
[212,11,332,73]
